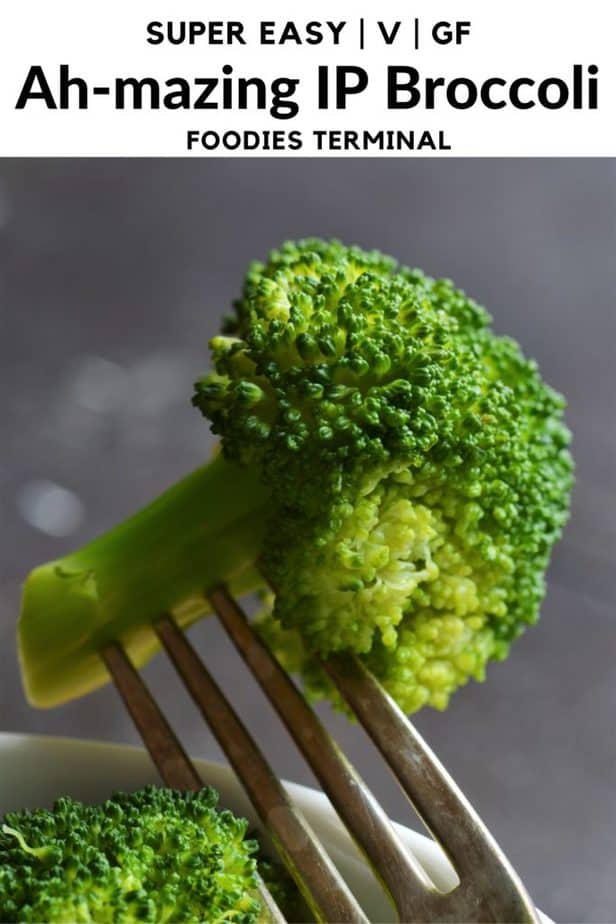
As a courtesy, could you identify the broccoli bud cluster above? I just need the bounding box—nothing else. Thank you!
[0,787,262,923]
[195,239,573,713]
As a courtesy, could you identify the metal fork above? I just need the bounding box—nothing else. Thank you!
[101,584,539,923]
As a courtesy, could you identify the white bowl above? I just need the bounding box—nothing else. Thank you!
[0,733,549,922]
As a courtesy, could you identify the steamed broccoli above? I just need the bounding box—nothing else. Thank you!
[0,786,266,923]
[19,239,573,713]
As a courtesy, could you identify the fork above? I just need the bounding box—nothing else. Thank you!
[101,584,539,924]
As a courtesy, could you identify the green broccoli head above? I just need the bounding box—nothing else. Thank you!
[18,237,573,714]
[195,239,573,713]
[0,787,263,923]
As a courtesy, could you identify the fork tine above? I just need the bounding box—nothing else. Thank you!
[155,614,369,924]
[208,584,440,921]
[324,652,540,923]
[102,612,539,922]
[101,642,286,924]
[101,642,201,791]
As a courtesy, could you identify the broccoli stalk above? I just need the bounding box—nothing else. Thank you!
[20,456,269,707]
[19,239,573,714]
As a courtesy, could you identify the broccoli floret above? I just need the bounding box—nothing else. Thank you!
[0,786,268,923]
[19,239,573,713]
[195,239,573,712]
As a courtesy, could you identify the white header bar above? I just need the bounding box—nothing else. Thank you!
[0,0,614,156]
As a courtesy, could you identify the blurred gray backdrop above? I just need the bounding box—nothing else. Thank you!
[0,159,614,923]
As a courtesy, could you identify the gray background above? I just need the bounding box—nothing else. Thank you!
[0,159,614,923]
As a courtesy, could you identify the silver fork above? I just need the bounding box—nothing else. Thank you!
[101,584,539,924]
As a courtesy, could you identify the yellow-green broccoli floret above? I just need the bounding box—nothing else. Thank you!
[0,786,266,923]
[19,239,572,714]
[195,239,573,712]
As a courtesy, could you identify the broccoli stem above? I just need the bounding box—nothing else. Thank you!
[19,454,270,708]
